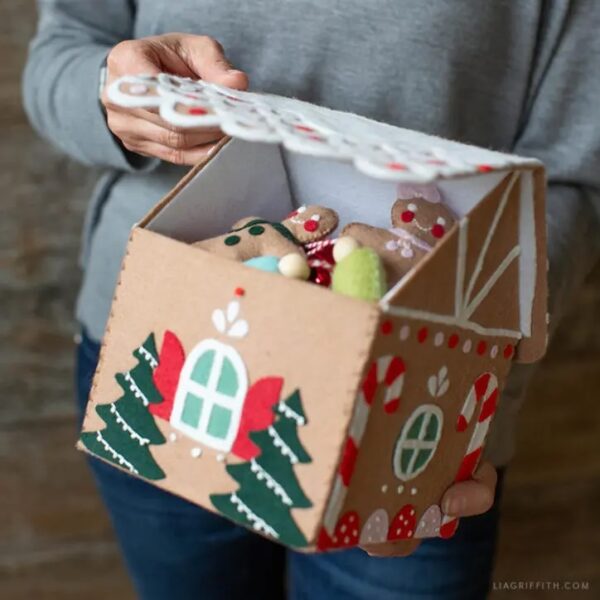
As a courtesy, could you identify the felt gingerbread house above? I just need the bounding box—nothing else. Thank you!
[78,75,547,552]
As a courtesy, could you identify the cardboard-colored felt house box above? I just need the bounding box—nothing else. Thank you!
[78,75,547,551]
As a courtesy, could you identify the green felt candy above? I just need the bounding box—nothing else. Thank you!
[332,247,387,302]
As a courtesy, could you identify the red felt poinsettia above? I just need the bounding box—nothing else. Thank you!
[231,377,284,460]
[150,330,185,421]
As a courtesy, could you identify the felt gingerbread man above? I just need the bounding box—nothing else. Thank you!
[193,205,339,279]
[341,184,456,287]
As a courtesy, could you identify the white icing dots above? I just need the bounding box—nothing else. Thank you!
[400,325,410,341]
[397,484,405,494]
[216,453,226,462]
[381,484,388,493]
[434,332,444,347]
[462,339,472,353]
[490,345,499,359]
[410,487,418,496]
[191,447,202,458]
[169,432,177,442]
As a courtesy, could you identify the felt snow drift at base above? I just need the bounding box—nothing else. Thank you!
[78,74,547,552]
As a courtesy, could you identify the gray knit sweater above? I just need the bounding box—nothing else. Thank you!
[23,0,600,465]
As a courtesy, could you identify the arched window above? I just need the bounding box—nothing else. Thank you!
[393,405,443,481]
[170,340,248,452]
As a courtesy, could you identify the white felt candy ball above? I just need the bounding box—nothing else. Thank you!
[278,253,310,280]
[333,236,360,263]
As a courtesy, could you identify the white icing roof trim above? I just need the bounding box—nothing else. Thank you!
[108,74,541,184]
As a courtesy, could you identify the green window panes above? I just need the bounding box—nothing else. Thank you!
[191,350,215,385]
[217,358,238,396]
[207,404,232,439]
[424,415,439,441]
[412,448,433,472]
[400,448,414,473]
[181,393,204,428]
[407,413,425,438]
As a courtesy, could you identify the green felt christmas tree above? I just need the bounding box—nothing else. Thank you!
[211,389,312,548]
[80,334,166,480]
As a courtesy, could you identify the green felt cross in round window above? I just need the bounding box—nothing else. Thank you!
[392,404,443,481]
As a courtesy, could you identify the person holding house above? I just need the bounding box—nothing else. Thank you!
[23,1,600,599]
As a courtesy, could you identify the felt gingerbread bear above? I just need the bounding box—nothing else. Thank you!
[193,205,339,279]
[341,184,456,287]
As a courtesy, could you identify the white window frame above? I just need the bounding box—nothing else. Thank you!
[170,339,248,452]
[393,404,443,481]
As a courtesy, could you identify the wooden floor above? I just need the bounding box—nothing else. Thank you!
[2,2,599,598]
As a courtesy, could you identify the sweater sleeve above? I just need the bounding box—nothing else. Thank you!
[513,0,600,323]
[23,0,153,170]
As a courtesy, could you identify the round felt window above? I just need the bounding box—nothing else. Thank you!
[392,405,443,481]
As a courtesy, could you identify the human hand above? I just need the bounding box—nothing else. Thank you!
[102,34,248,165]
[361,461,497,557]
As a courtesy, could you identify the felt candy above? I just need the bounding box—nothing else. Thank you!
[244,256,281,273]
[278,253,310,280]
[305,239,336,287]
[331,247,387,302]
[333,236,360,263]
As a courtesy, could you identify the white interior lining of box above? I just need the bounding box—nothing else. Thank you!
[145,139,536,338]
[145,140,293,242]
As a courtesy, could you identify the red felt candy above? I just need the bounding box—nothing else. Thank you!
[388,504,416,540]
[305,240,336,288]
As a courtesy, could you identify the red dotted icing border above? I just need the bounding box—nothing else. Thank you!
[380,320,514,361]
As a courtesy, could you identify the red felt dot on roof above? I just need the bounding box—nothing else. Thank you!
[234,287,245,297]
[304,219,319,232]
[431,224,445,238]
[477,341,487,356]
[381,320,393,335]
[401,210,414,223]
[448,333,459,349]
[188,107,208,115]
[417,327,428,343]
[503,344,514,359]
[387,162,407,171]
[478,164,493,173]
[295,124,314,133]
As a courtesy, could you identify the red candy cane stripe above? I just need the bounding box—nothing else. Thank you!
[321,355,405,542]
[455,372,499,482]
[441,372,500,539]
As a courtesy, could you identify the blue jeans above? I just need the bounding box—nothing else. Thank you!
[76,331,503,600]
